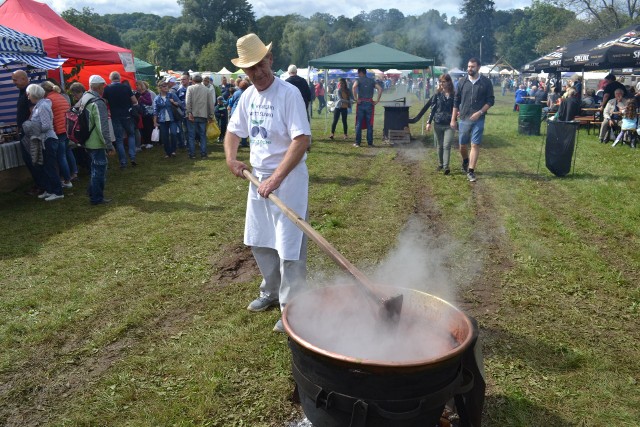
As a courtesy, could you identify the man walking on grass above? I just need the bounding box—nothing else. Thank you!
[451,58,494,182]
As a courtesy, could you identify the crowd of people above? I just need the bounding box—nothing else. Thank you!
[507,71,640,147]
[13,67,260,204]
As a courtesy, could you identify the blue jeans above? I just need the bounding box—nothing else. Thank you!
[19,137,45,189]
[43,137,63,196]
[187,118,207,156]
[176,118,186,148]
[87,148,108,204]
[458,117,486,146]
[66,143,78,176]
[56,134,71,181]
[159,121,178,156]
[355,102,374,145]
[111,116,136,166]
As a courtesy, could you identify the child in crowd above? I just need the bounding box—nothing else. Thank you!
[214,96,228,143]
[612,101,638,148]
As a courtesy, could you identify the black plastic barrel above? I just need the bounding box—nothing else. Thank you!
[518,103,542,135]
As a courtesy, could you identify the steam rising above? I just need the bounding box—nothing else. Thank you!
[286,218,471,363]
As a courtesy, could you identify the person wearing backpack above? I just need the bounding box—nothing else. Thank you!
[80,75,115,205]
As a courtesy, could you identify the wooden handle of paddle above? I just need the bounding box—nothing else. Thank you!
[242,169,384,304]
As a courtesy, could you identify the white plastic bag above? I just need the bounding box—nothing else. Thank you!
[151,127,160,142]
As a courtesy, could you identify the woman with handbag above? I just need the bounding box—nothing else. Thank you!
[136,81,155,148]
[408,74,455,174]
[153,80,181,158]
[329,78,352,140]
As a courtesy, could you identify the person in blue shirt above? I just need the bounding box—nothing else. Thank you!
[514,84,527,111]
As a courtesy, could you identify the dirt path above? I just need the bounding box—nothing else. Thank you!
[2,144,512,426]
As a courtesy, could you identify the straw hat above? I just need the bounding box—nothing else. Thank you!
[231,33,272,68]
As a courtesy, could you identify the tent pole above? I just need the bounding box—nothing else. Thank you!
[58,55,65,91]
[324,69,328,134]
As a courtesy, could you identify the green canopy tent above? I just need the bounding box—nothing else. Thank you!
[134,57,156,84]
[308,43,435,135]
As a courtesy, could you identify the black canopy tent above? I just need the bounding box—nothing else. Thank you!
[522,24,640,74]
[308,43,435,135]
[562,24,640,71]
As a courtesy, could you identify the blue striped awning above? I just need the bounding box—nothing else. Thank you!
[0,63,47,125]
[0,25,66,70]
[0,52,66,69]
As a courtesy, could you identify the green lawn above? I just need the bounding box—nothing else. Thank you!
[0,93,638,426]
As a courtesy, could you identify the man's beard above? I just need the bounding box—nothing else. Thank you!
[468,70,477,77]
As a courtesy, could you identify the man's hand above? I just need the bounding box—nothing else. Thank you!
[257,175,282,198]
[450,120,457,130]
[188,112,194,122]
[107,149,116,157]
[471,111,483,121]
[227,159,248,178]
[425,123,431,132]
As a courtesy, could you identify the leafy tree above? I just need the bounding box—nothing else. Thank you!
[494,2,578,68]
[255,15,298,69]
[552,0,639,30]
[61,7,124,47]
[457,0,496,66]
[177,0,256,50]
[280,18,321,66]
[197,28,238,71]
[403,11,456,66]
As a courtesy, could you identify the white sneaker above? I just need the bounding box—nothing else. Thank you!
[61,181,73,189]
[44,193,64,201]
[38,192,51,199]
[145,144,153,149]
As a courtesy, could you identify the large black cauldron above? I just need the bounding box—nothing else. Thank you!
[283,286,477,427]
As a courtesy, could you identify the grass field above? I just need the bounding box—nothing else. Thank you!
[1,92,639,426]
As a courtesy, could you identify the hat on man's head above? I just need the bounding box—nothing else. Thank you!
[167,77,178,83]
[88,75,106,85]
[231,33,272,68]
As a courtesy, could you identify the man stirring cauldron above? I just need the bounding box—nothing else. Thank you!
[224,33,311,333]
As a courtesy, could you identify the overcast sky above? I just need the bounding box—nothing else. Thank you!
[43,0,531,20]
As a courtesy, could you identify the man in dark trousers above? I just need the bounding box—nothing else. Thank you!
[451,58,495,182]
[285,64,311,119]
[13,70,44,195]
[103,71,139,169]
[351,67,382,147]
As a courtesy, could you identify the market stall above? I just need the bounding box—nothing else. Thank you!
[0,24,66,188]
[0,0,135,88]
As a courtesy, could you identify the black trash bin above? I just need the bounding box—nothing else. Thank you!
[383,106,409,139]
[518,104,542,135]
[546,120,579,177]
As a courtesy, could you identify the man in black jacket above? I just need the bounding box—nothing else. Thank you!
[451,58,495,182]
[285,64,311,119]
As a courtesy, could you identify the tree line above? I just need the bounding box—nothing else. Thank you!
[61,0,639,73]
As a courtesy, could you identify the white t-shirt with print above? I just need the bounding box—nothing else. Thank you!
[227,78,310,171]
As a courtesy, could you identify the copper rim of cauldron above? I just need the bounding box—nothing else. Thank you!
[282,287,475,368]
